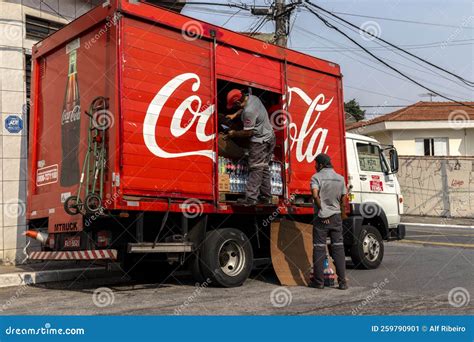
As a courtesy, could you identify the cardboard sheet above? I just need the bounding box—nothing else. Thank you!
[270,218,313,286]
[271,218,336,286]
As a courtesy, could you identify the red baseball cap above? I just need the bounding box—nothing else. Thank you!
[226,89,243,109]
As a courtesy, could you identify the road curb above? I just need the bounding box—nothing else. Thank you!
[402,222,474,229]
[0,267,105,288]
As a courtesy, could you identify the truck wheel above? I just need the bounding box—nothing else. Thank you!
[200,228,253,288]
[351,225,384,269]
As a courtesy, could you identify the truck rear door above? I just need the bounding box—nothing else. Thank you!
[29,16,117,233]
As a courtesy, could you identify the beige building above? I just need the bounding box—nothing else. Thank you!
[348,102,474,156]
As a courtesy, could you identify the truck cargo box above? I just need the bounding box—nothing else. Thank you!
[28,0,346,236]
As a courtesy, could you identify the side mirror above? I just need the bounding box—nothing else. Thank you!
[389,148,399,174]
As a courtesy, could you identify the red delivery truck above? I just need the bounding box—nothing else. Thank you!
[26,0,405,287]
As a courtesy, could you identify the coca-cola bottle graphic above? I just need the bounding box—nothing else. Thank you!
[60,49,81,187]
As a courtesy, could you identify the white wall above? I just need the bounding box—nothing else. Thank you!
[370,129,473,156]
[399,156,474,218]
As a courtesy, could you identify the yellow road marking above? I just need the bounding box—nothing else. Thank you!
[399,240,474,248]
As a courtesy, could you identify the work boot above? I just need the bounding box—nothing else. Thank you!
[338,281,348,290]
[309,281,324,289]
[236,198,257,207]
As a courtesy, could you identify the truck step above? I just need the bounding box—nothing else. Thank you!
[219,192,246,202]
[128,242,194,254]
[219,193,280,205]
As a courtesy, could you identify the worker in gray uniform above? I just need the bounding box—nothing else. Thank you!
[310,153,348,290]
[225,89,276,206]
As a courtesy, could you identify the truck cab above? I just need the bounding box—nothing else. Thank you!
[344,133,406,269]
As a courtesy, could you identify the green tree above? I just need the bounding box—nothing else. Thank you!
[344,99,366,122]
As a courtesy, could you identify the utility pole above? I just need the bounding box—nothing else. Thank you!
[251,0,300,48]
[275,0,288,47]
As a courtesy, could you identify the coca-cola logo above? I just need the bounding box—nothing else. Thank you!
[143,73,215,161]
[143,74,333,164]
[61,105,81,125]
[287,87,333,163]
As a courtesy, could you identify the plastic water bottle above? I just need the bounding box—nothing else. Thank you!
[230,174,235,193]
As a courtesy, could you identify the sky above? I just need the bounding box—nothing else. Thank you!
[182,0,474,118]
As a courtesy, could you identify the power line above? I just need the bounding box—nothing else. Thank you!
[293,25,473,101]
[304,5,474,109]
[332,11,474,30]
[344,85,413,103]
[305,1,474,87]
[185,7,249,17]
[294,40,474,52]
[184,2,252,11]
[312,9,474,92]
[222,8,243,26]
[249,15,270,36]
[287,10,299,47]
[359,104,474,108]
[40,0,70,22]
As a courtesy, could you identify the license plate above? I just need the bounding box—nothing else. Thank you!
[64,236,80,248]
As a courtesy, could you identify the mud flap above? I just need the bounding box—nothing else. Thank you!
[270,218,335,286]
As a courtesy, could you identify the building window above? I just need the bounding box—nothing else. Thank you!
[25,54,32,146]
[415,138,448,156]
[25,54,32,100]
[25,15,64,40]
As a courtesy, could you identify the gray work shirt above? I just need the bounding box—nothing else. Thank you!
[310,167,347,219]
[241,95,275,143]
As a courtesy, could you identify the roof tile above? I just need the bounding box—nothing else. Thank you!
[347,101,474,130]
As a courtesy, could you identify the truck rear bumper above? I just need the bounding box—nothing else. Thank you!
[29,249,118,261]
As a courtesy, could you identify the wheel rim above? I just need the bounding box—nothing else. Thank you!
[218,239,245,277]
[85,193,102,213]
[362,233,380,262]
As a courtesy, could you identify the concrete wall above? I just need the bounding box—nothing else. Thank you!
[398,156,474,218]
[370,128,474,156]
[0,0,103,264]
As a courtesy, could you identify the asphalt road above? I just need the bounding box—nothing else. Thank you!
[0,226,472,316]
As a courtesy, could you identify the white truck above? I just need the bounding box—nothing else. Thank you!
[344,133,405,269]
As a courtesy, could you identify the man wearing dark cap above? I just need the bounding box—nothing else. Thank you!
[225,89,276,206]
[310,153,348,290]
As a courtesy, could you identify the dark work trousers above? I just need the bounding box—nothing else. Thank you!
[313,214,346,286]
[246,136,276,201]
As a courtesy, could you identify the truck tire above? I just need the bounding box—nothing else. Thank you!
[200,228,253,288]
[351,225,384,269]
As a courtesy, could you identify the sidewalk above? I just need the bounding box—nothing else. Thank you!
[401,215,474,228]
[0,261,108,288]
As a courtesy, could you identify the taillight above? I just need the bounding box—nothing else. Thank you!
[399,196,403,204]
[97,231,112,248]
